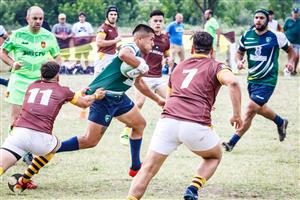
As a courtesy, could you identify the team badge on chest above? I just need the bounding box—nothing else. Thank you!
[41,41,46,48]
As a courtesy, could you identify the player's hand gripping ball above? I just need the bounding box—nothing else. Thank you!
[120,57,149,78]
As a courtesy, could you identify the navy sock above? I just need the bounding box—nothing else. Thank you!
[229,134,241,146]
[129,138,142,170]
[273,115,284,127]
[187,185,198,195]
[0,78,8,86]
[56,136,79,153]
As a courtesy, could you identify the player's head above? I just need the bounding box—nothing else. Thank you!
[26,6,44,33]
[268,10,274,21]
[106,5,118,24]
[78,12,86,23]
[204,9,213,20]
[58,13,66,24]
[41,61,60,81]
[175,13,183,23]
[132,24,155,54]
[192,31,213,55]
[254,9,269,32]
[149,10,164,33]
[292,8,299,19]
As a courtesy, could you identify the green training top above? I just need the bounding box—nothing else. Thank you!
[87,42,141,95]
[283,17,300,45]
[204,17,219,46]
[2,26,60,79]
[239,28,289,86]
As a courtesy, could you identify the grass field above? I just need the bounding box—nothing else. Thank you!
[0,72,299,200]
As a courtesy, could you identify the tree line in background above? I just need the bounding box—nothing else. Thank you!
[0,0,297,29]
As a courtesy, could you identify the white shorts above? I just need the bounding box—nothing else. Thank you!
[1,127,58,158]
[149,118,220,155]
[94,53,115,76]
[142,76,166,91]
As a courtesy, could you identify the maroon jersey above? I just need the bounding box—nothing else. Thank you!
[97,22,118,54]
[16,80,75,134]
[162,55,229,125]
[143,33,170,77]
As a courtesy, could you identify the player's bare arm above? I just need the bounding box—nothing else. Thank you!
[71,88,106,108]
[118,47,141,67]
[96,32,121,47]
[217,69,242,129]
[134,77,165,107]
[236,49,245,70]
[0,48,22,70]
[285,45,296,72]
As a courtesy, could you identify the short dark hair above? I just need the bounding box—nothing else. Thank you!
[268,10,274,15]
[192,31,213,54]
[41,61,60,80]
[149,10,164,18]
[208,9,213,16]
[132,24,155,35]
[78,12,86,17]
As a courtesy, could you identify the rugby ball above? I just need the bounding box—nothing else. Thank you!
[120,62,136,78]
[8,173,25,194]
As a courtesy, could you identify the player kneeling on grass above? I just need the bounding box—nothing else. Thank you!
[0,61,105,193]
[127,31,243,200]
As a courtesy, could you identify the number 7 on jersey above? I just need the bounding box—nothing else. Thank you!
[180,69,198,89]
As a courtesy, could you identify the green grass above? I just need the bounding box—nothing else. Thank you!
[0,73,299,199]
[0,17,299,200]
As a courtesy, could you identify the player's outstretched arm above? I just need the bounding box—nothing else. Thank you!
[217,69,242,129]
[71,88,106,108]
[134,77,165,107]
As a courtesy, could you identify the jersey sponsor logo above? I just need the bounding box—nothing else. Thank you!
[255,47,262,56]
[41,41,46,48]
[23,50,46,57]
[250,54,267,62]
[150,45,163,55]
[123,78,134,86]
[250,46,267,61]
[21,41,29,45]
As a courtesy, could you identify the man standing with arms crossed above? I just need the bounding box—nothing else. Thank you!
[223,9,295,152]
[94,5,121,75]
[120,10,172,145]
[0,6,61,163]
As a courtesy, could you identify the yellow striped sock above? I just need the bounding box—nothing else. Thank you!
[190,175,206,190]
[22,153,54,183]
[0,167,4,176]
[127,196,138,200]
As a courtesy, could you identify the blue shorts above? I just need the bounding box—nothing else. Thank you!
[88,94,135,127]
[248,83,275,106]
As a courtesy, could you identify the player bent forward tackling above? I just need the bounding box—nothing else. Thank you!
[127,31,243,200]
[0,61,105,191]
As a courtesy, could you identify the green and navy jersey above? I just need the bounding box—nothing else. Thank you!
[1,26,60,79]
[87,42,141,95]
[239,28,289,86]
